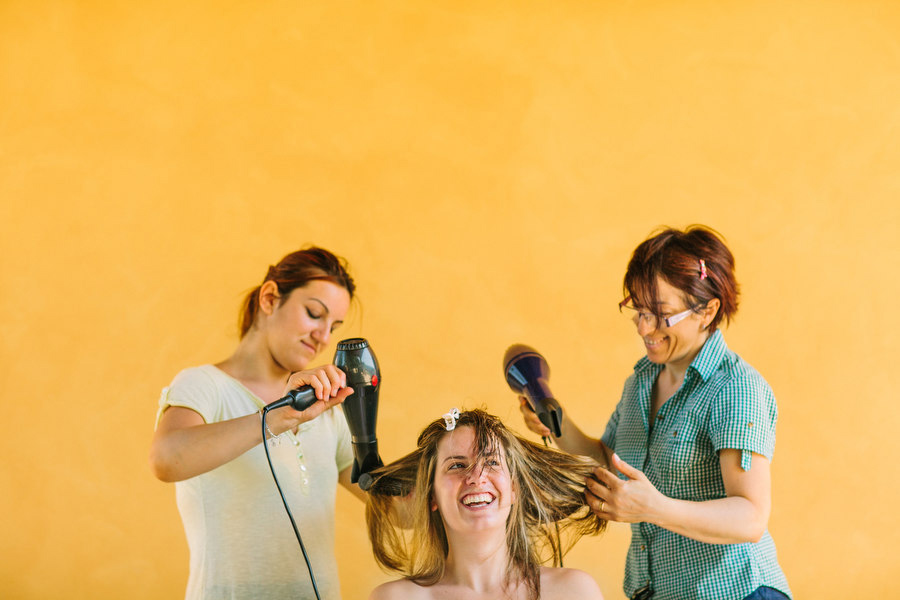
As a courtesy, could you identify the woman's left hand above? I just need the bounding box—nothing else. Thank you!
[585,452,664,523]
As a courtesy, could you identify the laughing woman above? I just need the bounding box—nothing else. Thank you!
[366,408,607,600]
[517,225,792,600]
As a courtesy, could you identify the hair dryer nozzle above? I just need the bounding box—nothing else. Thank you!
[503,344,564,438]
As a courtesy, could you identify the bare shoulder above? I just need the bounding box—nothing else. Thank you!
[539,566,604,599]
[369,579,432,600]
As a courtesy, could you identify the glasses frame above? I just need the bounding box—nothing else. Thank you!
[618,297,703,329]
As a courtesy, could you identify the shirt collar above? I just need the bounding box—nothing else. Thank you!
[688,328,727,382]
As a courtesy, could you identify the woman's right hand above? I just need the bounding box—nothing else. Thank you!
[518,395,552,437]
[265,364,355,435]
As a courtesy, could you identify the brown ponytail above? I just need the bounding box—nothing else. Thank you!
[238,247,355,338]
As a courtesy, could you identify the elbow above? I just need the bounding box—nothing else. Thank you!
[148,445,180,483]
[745,526,765,544]
[742,513,769,544]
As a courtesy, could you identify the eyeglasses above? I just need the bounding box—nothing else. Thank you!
[618,297,701,329]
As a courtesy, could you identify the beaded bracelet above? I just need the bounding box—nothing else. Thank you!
[258,409,281,445]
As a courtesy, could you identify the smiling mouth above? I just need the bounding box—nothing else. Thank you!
[461,493,495,507]
[644,337,667,347]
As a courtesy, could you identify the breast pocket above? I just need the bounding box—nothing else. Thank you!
[648,418,716,497]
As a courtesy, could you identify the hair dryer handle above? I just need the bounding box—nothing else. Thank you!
[266,385,318,413]
[524,378,563,438]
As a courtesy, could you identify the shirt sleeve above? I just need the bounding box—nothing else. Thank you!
[708,368,778,471]
[332,407,354,473]
[155,367,220,427]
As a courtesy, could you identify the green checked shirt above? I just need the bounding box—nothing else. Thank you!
[601,330,792,600]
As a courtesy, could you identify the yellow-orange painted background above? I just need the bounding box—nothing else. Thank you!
[2,1,898,598]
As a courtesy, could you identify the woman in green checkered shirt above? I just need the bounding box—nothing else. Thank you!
[517,226,791,600]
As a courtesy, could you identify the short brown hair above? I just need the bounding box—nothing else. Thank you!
[624,225,739,333]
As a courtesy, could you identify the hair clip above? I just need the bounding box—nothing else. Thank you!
[443,408,460,431]
[699,259,708,280]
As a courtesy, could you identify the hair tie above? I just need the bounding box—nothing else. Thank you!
[699,259,708,280]
[442,408,460,431]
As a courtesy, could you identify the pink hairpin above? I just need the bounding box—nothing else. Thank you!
[699,259,708,280]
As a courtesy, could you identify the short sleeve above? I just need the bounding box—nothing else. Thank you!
[155,367,220,428]
[332,407,354,473]
[709,369,778,471]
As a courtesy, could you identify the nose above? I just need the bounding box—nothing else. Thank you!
[635,315,656,337]
[311,322,331,345]
[465,463,490,486]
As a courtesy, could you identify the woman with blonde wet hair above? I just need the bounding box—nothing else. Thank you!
[366,408,607,600]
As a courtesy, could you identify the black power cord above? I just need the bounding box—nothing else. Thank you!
[260,406,322,600]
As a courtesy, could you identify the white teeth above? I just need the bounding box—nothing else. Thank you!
[462,493,494,506]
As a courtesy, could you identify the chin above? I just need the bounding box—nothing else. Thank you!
[645,352,667,364]
[279,355,310,373]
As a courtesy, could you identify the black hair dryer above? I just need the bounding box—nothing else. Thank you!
[334,338,383,491]
[503,344,563,438]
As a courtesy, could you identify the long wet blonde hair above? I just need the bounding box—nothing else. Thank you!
[366,409,606,600]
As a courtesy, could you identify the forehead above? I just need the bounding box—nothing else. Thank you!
[633,276,686,309]
[436,425,505,461]
[289,280,351,314]
[654,277,684,304]
[437,426,477,458]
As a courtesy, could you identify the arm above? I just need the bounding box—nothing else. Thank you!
[149,366,353,482]
[586,450,771,544]
[518,396,612,468]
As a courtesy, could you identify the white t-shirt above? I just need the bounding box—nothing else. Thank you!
[157,365,354,600]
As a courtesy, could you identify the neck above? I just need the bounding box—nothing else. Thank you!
[217,330,291,386]
[663,330,711,382]
[660,361,688,387]
[443,528,512,593]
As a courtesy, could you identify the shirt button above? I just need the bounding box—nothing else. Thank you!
[641,545,646,551]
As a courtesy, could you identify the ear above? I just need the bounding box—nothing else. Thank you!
[702,298,721,329]
[258,280,281,316]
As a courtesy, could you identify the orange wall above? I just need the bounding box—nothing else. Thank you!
[2,1,898,598]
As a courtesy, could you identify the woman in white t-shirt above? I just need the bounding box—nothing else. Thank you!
[150,246,366,600]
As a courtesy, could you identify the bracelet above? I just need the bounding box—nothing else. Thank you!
[258,409,281,444]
